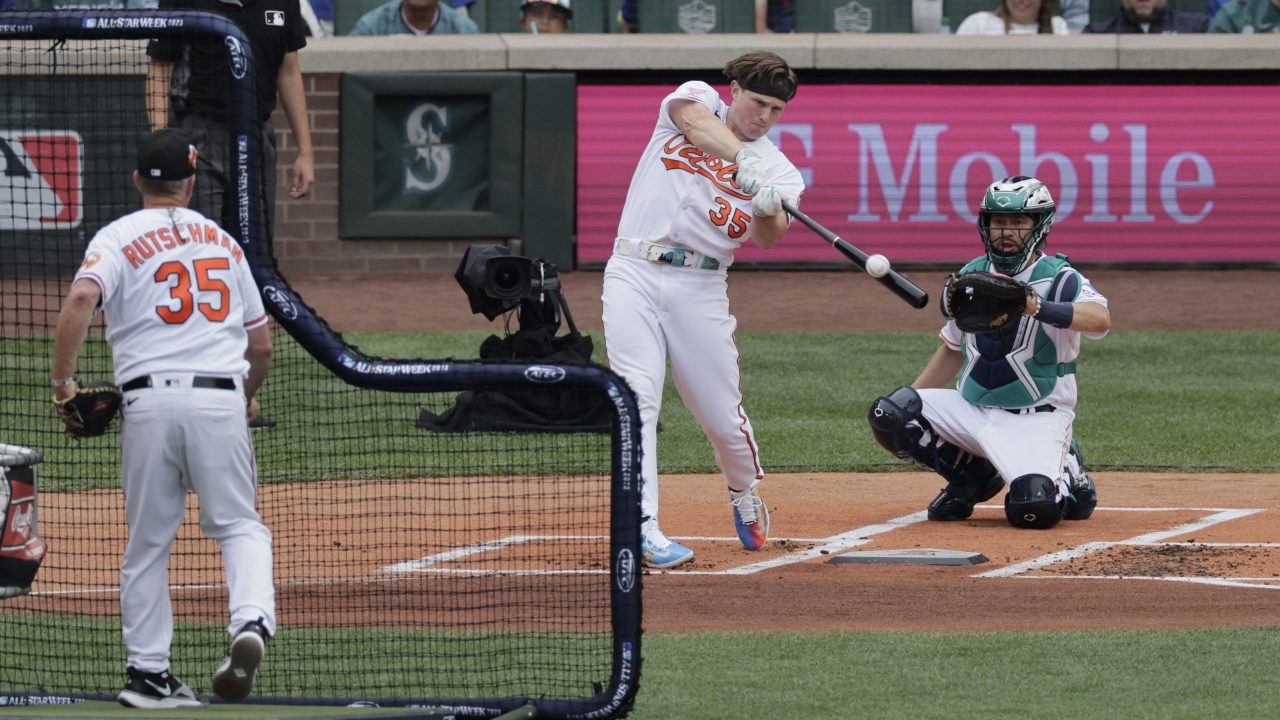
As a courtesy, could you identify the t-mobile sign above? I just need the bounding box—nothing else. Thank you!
[577,84,1280,265]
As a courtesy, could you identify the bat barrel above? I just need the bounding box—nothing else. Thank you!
[780,200,929,309]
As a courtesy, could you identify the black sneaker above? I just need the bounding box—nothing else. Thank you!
[212,618,270,703]
[248,414,277,429]
[927,474,1005,521]
[1063,439,1098,521]
[118,667,202,709]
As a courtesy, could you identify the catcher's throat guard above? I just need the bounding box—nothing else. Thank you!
[1,445,46,599]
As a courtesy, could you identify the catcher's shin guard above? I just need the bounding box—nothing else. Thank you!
[1004,474,1065,530]
[1,445,46,599]
[869,387,1002,520]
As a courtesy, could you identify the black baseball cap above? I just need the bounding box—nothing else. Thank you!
[136,129,198,181]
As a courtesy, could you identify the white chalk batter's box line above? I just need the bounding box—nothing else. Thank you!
[385,504,1273,581]
[973,506,1279,590]
[29,506,1271,594]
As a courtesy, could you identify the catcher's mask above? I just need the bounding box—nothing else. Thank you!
[978,176,1055,275]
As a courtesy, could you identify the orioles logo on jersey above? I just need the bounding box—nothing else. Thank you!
[80,251,102,270]
[659,135,750,200]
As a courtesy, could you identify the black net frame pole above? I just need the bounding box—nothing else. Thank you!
[1,12,641,718]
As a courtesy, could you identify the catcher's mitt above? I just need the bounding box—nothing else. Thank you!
[54,381,123,438]
[942,271,1035,334]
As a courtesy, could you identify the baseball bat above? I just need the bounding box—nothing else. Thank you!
[780,199,929,309]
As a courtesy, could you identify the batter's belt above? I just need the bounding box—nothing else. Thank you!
[614,239,721,270]
[122,375,237,392]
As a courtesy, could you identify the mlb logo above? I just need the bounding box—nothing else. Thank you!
[0,130,83,230]
[265,10,285,26]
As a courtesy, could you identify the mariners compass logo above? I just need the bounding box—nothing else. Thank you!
[403,103,454,194]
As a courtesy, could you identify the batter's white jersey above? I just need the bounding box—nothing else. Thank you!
[615,81,805,265]
[74,207,268,384]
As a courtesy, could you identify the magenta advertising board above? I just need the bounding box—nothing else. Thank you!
[577,83,1280,266]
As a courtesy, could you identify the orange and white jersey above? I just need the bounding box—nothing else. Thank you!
[615,81,804,267]
[73,207,267,384]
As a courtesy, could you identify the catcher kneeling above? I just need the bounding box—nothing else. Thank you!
[868,176,1111,530]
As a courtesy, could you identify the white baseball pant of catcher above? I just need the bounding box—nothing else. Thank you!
[917,388,1076,494]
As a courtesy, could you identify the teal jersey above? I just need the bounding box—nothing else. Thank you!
[349,0,479,35]
[1209,0,1280,32]
[941,254,1108,409]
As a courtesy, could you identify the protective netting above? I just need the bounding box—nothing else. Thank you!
[1,22,638,718]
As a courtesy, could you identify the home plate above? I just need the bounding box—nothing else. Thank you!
[827,548,988,566]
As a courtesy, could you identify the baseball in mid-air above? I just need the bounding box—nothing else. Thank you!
[865,254,891,279]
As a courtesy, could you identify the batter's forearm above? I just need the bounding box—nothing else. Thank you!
[146,59,173,131]
[751,212,789,248]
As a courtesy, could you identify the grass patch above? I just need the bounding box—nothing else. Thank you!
[635,627,1280,720]
[341,328,1280,472]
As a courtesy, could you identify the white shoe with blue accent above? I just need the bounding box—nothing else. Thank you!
[729,486,770,550]
[640,520,693,569]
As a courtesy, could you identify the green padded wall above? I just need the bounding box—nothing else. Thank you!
[635,0,754,33]
[941,0,998,31]
[796,0,913,32]
[334,0,388,35]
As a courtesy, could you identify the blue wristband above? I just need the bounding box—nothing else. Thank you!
[1035,300,1074,329]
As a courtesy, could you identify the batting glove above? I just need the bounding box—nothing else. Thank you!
[732,148,765,196]
[752,185,782,217]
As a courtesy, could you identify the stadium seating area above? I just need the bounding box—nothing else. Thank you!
[0,0,1229,35]
[325,0,1222,35]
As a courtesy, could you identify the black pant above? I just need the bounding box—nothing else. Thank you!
[173,113,277,243]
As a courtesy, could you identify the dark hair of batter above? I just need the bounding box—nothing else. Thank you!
[723,51,798,102]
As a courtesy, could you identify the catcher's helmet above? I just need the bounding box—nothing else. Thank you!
[978,176,1055,275]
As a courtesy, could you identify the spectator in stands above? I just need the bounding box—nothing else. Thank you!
[308,0,334,36]
[956,0,1071,34]
[521,0,572,34]
[1207,0,1231,17]
[1209,0,1280,31]
[755,0,795,33]
[1085,0,1209,32]
[616,0,637,32]
[349,0,478,35]
[1059,0,1090,31]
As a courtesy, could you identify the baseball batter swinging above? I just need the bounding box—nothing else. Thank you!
[51,130,275,708]
[602,51,805,568]
[868,176,1110,529]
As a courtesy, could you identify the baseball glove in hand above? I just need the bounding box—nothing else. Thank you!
[54,381,123,438]
[942,271,1035,333]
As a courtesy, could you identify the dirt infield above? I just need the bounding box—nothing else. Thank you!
[282,268,1280,634]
